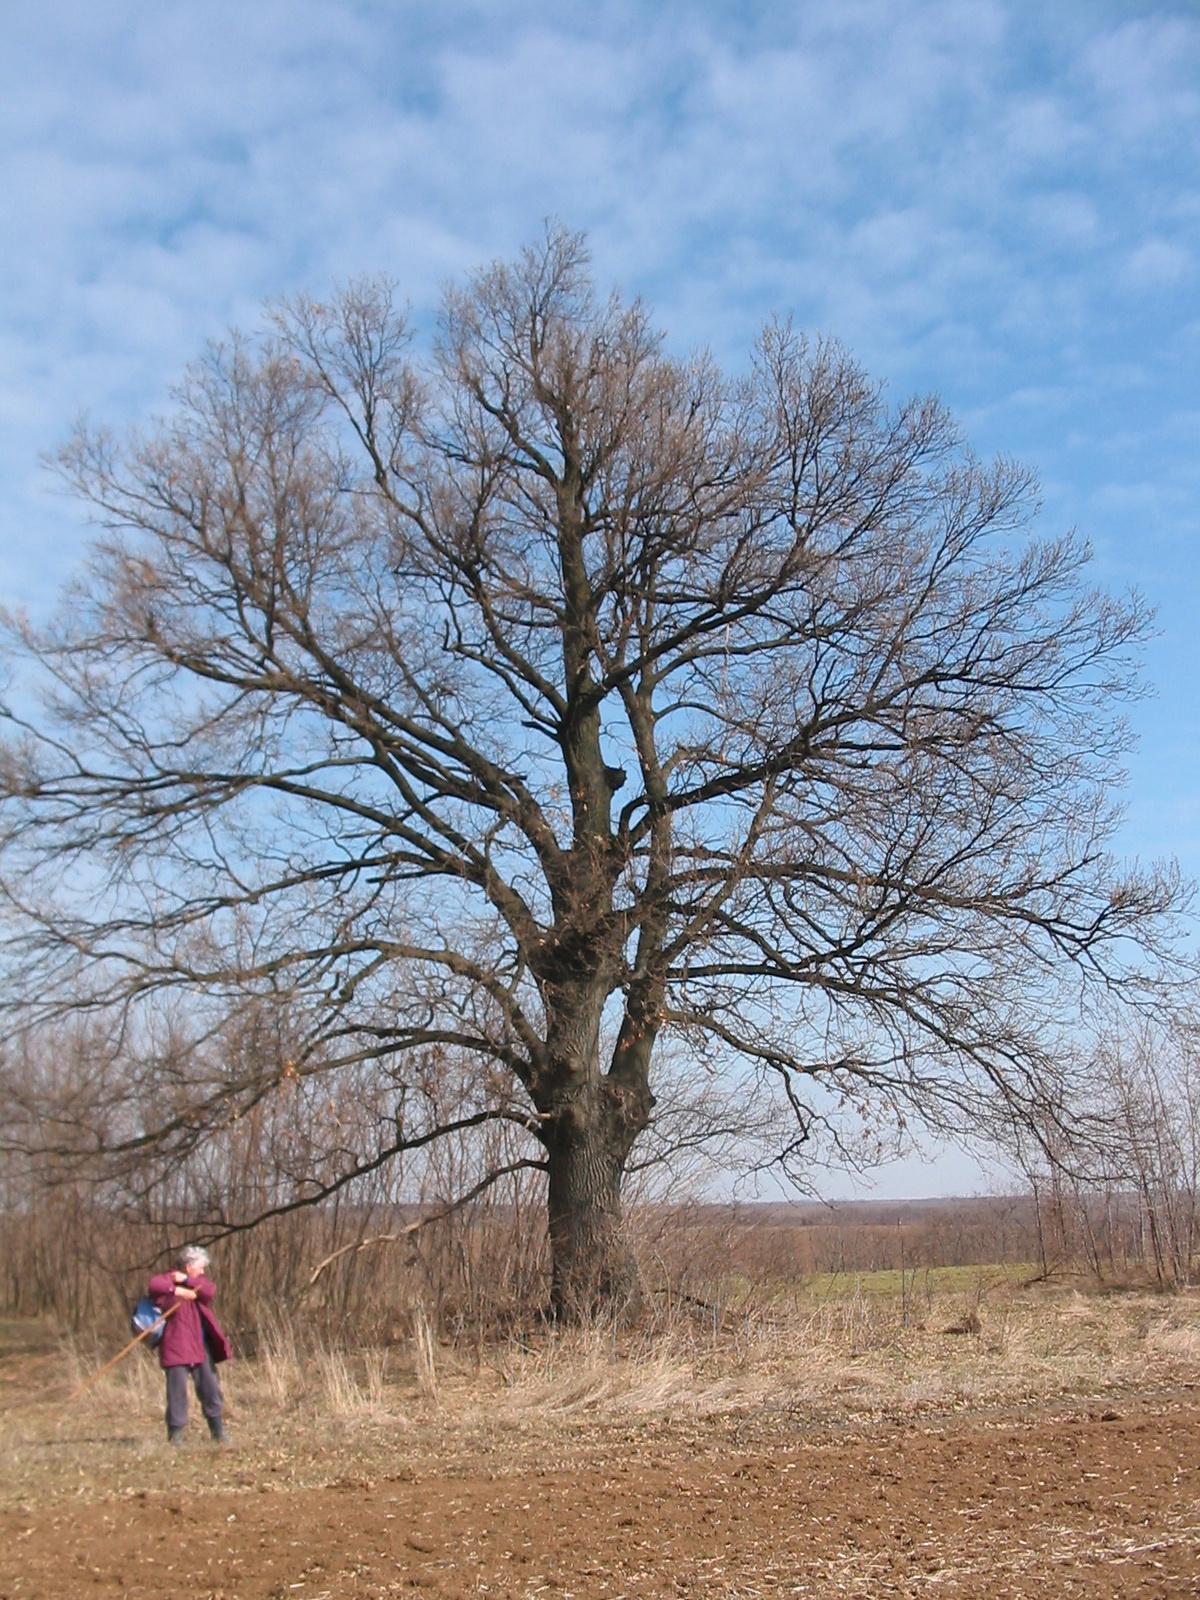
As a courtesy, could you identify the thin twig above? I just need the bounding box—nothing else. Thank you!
[302,1158,546,1291]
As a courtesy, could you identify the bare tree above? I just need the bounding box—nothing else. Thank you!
[1000,1015,1200,1287]
[0,228,1184,1315]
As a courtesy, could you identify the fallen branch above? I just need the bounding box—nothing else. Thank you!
[303,1157,547,1291]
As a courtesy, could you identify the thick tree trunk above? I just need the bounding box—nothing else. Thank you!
[543,1075,651,1321]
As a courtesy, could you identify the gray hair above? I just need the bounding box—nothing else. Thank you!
[179,1245,210,1274]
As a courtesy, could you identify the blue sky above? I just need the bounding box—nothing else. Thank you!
[2,0,1198,1196]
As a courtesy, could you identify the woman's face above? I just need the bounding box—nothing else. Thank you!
[182,1257,207,1278]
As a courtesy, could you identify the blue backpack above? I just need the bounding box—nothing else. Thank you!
[131,1296,168,1345]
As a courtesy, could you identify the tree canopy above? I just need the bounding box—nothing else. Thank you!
[0,228,1183,1313]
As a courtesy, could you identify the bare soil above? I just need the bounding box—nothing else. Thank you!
[3,1298,1200,1598]
[5,1398,1200,1598]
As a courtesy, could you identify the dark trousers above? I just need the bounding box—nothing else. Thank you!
[165,1355,223,1430]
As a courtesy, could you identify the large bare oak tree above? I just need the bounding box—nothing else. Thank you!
[0,229,1182,1313]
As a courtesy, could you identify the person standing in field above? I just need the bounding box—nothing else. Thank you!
[147,1245,232,1444]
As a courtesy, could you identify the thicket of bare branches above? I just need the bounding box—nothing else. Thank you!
[0,1025,786,1334]
[0,226,1187,1316]
[1002,1018,1200,1287]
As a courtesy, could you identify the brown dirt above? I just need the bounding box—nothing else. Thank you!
[6,1294,1200,1599]
[3,1397,1200,1598]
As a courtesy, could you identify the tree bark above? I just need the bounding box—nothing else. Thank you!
[543,1073,652,1320]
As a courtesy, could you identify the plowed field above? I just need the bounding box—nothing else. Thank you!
[4,1398,1200,1598]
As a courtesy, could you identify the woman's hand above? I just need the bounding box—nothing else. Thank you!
[172,1270,188,1284]
[173,1285,198,1300]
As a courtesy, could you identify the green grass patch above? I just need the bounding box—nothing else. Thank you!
[800,1262,1035,1300]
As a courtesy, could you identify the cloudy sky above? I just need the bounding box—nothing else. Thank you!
[2,0,1197,1194]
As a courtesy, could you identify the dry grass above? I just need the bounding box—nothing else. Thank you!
[6,1278,1200,1599]
[3,1277,1200,1512]
[412,1305,439,1403]
[471,1279,1200,1429]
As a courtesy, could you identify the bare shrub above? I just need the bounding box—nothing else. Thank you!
[1000,1015,1200,1288]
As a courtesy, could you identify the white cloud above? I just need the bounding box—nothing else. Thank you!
[1,0,1200,610]
[1023,190,1101,246]
[1082,16,1200,146]
[1122,236,1192,287]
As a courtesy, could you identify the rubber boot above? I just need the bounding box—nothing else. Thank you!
[167,1426,184,1445]
[207,1416,226,1443]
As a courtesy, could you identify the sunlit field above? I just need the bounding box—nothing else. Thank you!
[4,1259,1200,1598]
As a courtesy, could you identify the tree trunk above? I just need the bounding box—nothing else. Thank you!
[543,1075,651,1321]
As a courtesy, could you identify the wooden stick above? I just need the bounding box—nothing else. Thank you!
[66,1299,183,1402]
[303,1157,547,1291]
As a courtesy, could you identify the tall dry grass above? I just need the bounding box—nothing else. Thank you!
[39,1274,1200,1454]
[0,1270,1191,1528]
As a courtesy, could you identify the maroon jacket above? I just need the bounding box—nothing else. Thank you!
[147,1273,233,1369]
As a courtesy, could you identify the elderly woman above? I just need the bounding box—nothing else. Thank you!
[147,1246,233,1444]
